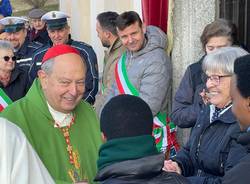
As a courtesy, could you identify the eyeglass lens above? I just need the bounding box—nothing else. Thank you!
[3,56,17,62]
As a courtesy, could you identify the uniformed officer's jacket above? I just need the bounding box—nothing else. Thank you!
[15,36,43,72]
[29,37,99,104]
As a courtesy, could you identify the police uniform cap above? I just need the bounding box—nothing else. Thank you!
[41,11,70,30]
[28,9,46,19]
[0,16,28,33]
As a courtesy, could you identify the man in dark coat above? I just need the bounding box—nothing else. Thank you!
[95,94,188,184]
[29,11,98,104]
[223,54,250,184]
[0,16,42,71]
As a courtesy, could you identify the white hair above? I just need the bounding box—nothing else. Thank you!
[0,40,14,51]
[202,46,249,74]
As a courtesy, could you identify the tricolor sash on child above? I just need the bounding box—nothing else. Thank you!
[115,53,179,156]
[0,88,12,112]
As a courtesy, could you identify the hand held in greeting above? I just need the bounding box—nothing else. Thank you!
[162,160,182,175]
[200,88,211,105]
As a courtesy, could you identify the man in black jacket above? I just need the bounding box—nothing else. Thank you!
[29,11,98,104]
[0,16,42,71]
[95,94,188,184]
[223,54,250,184]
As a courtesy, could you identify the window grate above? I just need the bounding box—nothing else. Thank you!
[219,0,250,51]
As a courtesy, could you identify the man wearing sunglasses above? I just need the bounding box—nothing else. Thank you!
[0,16,42,71]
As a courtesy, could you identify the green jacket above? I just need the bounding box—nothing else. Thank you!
[1,79,102,184]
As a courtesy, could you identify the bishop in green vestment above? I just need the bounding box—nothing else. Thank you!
[1,44,102,184]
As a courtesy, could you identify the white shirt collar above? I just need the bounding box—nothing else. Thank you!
[47,102,73,127]
[209,104,232,123]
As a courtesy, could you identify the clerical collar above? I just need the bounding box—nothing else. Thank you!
[47,102,73,127]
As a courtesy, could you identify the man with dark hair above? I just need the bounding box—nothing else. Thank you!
[223,54,250,184]
[29,11,99,104]
[99,11,176,153]
[95,94,188,184]
[94,11,125,113]
[96,11,119,47]
[1,44,102,183]
[116,10,143,31]
[0,16,42,70]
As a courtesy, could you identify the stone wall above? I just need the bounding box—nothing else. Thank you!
[172,0,216,145]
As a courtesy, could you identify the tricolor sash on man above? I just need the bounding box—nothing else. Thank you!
[0,88,12,112]
[115,53,179,156]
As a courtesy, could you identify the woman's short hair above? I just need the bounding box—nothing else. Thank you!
[0,40,14,51]
[200,19,233,51]
[202,47,249,75]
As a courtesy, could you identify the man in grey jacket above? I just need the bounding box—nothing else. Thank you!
[100,11,171,116]
[99,11,173,153]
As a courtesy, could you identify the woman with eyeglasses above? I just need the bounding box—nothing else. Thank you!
[164,47,249,184]
[0,40,30,101]
[171,19,236,130]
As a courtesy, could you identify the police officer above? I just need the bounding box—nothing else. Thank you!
[29,11,98,104]
[0,16,42,71]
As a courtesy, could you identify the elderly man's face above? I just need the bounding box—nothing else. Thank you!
[117,21,146,52]
[48,26,70,46]
[5,29,27,50]
[230,75,250,131]
[39,53,86,113]
[31,19,46,31]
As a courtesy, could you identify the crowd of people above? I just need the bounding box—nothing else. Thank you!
[0,5,250,184]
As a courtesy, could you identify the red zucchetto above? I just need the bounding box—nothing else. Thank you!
[42,44,80,64]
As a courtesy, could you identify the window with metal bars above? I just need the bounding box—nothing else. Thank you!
[218,0,250,51]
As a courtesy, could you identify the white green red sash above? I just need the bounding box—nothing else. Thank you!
[0,88,12,112]
[115,53,179,154]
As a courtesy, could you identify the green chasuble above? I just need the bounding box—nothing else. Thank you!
[1,79,102,184]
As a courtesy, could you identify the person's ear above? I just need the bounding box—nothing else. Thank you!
[101,132,107,142]
[247,97,250,112]
[66,25,70,31]
[104,31,111,38]
[142,23,146,34]
[37,70,48,89]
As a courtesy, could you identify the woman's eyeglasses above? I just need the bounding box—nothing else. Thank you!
[2,56,17,62]
[202,73,232,85]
